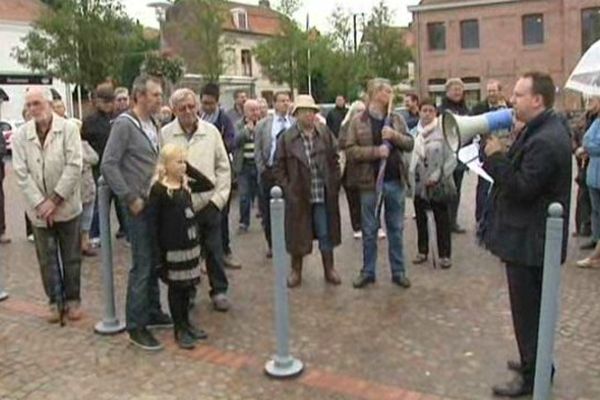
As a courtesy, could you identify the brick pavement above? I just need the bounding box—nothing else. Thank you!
[1,163,600,400]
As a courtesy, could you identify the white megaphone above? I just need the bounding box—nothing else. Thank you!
[442,109,514,152]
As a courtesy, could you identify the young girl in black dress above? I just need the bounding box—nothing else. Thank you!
[150,143,213,349]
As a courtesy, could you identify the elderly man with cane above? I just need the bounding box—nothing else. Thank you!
[12,87,83,323]
[482,72,571,397]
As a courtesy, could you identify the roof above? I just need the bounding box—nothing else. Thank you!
[0,0,46,23]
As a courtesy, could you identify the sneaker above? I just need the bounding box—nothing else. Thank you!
[66,301,83,321]
[238,224,249,234]
[392,275,412,288]
[412,254,428,264]
[90,237,101,248]
[353,231,362,240]
[576,257,600,269]
[128,328,163,351]
[147,312,173,329]
[378,229,386,239]
[352,273,375,289]
[223,253,242,269]
[212,293,230,312]
[27,234,35,243]
[115,229,126,239]
[47,304,60,324]
[440,258,452,269]
[175,329,197,350]
[186,323,208,340]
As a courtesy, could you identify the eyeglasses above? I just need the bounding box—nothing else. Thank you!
[25,101,43,108]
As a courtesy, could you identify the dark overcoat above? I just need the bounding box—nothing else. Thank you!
[274,123,341,256]
[483,110,572,267]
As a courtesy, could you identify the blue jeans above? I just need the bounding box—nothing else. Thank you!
[121,204,162,331]
[360,180,407,279]
[589,187,600,241]
[238,163,259,228]
[312,203,333,252]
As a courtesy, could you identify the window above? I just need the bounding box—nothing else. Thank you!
[241,49,253,77]
[582,8,600,53]
[460,20,479,49]
[522,14,544,45]
[231,8,248,30]
[427,22,446,51]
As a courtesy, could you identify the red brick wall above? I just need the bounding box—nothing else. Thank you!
[413,0,600,110]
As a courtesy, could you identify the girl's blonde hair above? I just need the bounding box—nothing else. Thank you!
[154,143,190,194]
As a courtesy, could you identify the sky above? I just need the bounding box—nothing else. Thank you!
[123,0,420,31]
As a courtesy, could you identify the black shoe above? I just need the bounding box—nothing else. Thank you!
[266,248,273,259]
[508,360,556,382]
[116,229,126,239]
[580,240,597,250]
[492,375,533,397]
[392,275,412,288]
[128,328,163,351]
[175,329,197,350]
[352,274,375,289]
[147,312,173,329]
[452,225,467,234]
[186,323,208,340]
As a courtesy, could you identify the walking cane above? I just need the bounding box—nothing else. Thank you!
[425,209,439,269]
[375,100,395,220]
[48,230,67,326]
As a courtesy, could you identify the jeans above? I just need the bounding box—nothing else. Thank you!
[197,203,229,297]
[360,180,407,279]
[121,204,162,331]
[414,196,451,258]
[31,217,82,304]
[589,187,600,241]
[312,203,333,252]
[221,197,232,255]
[238,163,259,228]
[80,200,95,233]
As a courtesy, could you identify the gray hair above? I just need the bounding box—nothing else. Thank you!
[115,87,129,97]
[367,78,392,99]
[131,75,162,103]
[169,88,198,109]
[25,86,53,103]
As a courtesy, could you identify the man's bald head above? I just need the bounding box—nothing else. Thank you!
[244,99,260,122]
[25,87,53,123]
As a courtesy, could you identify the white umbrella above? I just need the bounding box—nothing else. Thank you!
[565,39,600,97]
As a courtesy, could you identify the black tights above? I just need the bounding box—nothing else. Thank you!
[168,285,193,331]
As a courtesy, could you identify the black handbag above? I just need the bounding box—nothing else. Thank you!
[427,173,457,203]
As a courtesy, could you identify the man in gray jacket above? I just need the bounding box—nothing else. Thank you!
[101,75,171,351]
[254,91,292,257]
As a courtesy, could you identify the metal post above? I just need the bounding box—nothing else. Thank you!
[0,260,8,301]
[265,186,304,378]
[94,177,126,335]
[533,203,564,400]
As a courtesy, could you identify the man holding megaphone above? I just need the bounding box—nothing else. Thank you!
[480,72,571,397]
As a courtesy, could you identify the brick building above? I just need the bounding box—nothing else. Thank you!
[409,0,600,110]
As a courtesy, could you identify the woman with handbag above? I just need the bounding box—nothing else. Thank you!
[409,98,457,269]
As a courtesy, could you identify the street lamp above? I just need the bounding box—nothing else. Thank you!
[148,0,173,49]
[352,12,366,53]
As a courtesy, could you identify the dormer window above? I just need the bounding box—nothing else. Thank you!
[231,8,249,30]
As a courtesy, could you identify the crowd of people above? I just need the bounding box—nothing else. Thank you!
[0,68,594,397]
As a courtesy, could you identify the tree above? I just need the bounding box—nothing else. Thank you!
[120,25,160,89]
[167,0,233,83]
[362,1,413,83]
[142,51,185,85]
[13,0,138,91]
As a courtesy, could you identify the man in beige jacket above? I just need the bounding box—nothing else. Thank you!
[161,88,232,312]
[12,87,83,322]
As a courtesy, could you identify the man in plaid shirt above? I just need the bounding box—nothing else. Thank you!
[274,95,342,288]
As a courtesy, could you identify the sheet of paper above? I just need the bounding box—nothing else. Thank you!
[458,143,494,184]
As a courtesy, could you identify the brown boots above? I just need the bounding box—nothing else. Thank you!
[321,251,341,285]
[286,252,341,288]
[287,256,303,288]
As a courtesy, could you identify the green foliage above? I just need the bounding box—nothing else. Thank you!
[141,52,185,84]
[13,0,141,91]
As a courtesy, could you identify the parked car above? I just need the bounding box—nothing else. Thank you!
[0,120,14,155]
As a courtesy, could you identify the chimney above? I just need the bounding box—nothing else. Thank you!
[259,0,270,8]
